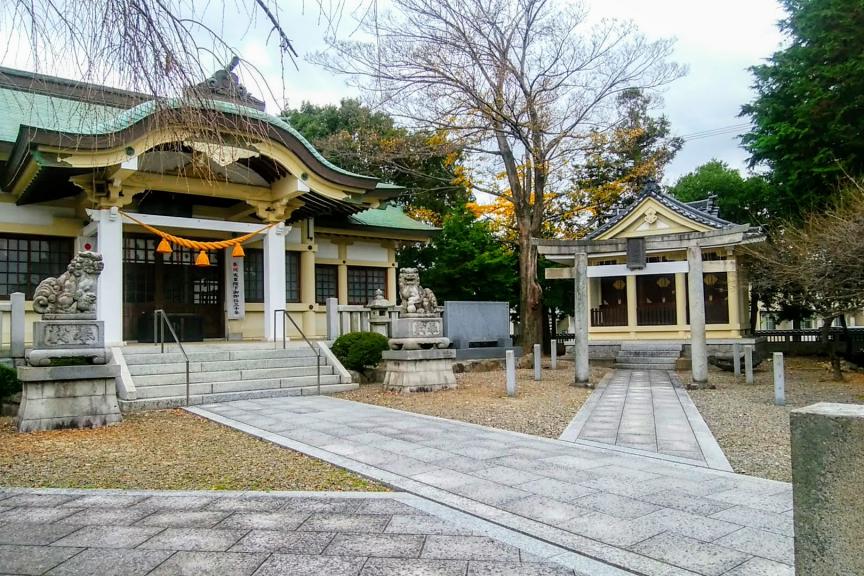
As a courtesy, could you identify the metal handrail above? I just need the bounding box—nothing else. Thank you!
[274,309,321,395]
[153,309,191,405]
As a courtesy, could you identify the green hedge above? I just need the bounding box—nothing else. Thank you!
[331,332,389,372]
[0,364,21,399]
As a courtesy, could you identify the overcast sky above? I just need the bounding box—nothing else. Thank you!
[4,0,787,183]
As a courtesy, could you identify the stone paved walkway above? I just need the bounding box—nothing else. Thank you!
[190,397,795,576]
[559,370,733,471]
[0,488,573,575]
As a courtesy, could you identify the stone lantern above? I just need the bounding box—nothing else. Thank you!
[367,289,392,338]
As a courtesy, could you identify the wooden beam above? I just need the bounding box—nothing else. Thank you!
[124,172,274,202]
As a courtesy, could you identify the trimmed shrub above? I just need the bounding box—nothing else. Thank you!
[331,331,390,372]
[0,364,21,399]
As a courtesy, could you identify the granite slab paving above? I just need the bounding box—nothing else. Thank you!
[560,370,733,471]
[0,488,576,576]
[189,395,795,576]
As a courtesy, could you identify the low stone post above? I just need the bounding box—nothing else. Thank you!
[505,350,517,397]
[533,343,541,381]
[10,292,24,358]
[732,342,741,376]
[744,345,754,385]
[326,297,339,341]
[790,403,864,575]
[551,342,558,370]
[773,352,785,406]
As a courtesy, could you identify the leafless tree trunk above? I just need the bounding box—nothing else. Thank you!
[746,181,864,381]
[312,0,683,349]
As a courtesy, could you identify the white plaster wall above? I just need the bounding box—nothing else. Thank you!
[285,227,302,244]
[0,203,75,225]
[347,241,387,263]
[317,238,339,260]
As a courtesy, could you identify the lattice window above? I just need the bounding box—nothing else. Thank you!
[286,252,300,303]
[244,248,264,303]
[315,264,338,305]
[347,266,386,305]
[0,235,74,299]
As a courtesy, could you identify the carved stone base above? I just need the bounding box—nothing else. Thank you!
[16,364,122,432]
[27,317,109,367]
[388,337,451,351]
[382,349,457,393]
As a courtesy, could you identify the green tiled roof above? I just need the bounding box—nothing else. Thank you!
[349,204,438,231]
[0,87,121,143]
[0,84,372,181]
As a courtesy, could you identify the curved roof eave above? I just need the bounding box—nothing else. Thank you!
[2,97,379,194]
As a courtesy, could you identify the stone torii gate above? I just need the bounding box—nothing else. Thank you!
[534,226,757,388]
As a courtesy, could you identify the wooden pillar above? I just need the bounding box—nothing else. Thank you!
[727,260,740,331]
[626,274,637,335]
[300,246,316,335]
[337,243,349,306]
[675,272,687,328]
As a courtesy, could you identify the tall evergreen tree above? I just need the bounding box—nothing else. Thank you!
[283,99,470,224]
[669,160,771,225]
[741,0,864,219]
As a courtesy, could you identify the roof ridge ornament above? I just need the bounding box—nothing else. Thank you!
[186,56,266,111]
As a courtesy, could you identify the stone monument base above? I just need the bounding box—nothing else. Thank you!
[382,349,457,393]
[16,364,122,432]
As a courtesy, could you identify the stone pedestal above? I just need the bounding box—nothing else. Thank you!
[26,314,110,367]
[389,316,450,350]
[16,364,122,432]
[790,402,864,575]
[382,349,456,393]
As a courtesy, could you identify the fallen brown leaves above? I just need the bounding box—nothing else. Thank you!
[686,356,864,482]
[0,409,386,492]
[337,363,607,439]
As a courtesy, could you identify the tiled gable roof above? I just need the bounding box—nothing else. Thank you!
[586,181,736,239]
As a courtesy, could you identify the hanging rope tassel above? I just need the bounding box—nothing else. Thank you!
[195,250,210,267]
[231,243,246,258]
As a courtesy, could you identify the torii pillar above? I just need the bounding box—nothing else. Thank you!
[573,252,591,386]
[543,252,591,387]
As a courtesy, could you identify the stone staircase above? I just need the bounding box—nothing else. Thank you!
[117,343,354,411]
[614,342,682,371]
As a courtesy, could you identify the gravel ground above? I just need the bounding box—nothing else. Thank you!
[683,357,864,482]
[336,362,608,438]
[0,409,385,492]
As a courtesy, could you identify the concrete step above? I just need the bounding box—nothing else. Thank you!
[619,342,682,352]
[127,356,324,376]
[615,350,681,358]
[133,374,342,399]
[119,383,358,412]
[124,348,315,365]
[132,365,335,387]
[614,363,676,370]
[615,356,679,365]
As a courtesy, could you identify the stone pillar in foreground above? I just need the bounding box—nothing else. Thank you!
[687,245,708,386]
[573,252,590,386]
[790,403,864,575]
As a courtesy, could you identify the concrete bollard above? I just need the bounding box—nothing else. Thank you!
[10,292,24,358]
[744,345,754,385]
[505,349,517,397]
[551,343,558,370]
[533,343,541,381]
[773,352,785,406]
[790,403,864,575]
[732,342,741,376]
